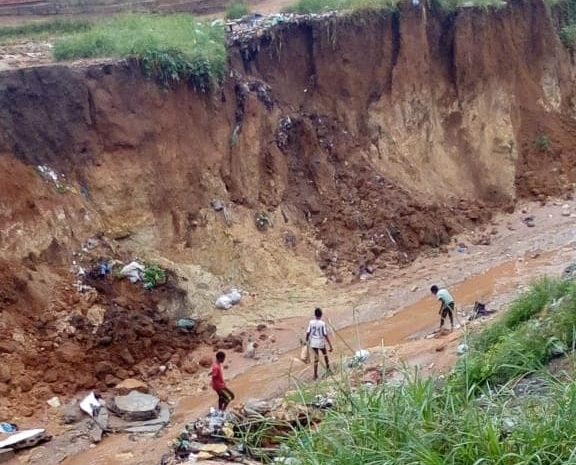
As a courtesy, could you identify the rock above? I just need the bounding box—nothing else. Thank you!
[114,379,149,396]
[198,443,228,456]
[119,348,135,366]
[182,360,200,375]
[111,391,160,421]
[86,305,106,328]
[62,400,82,424]
[0,384,9,396]
[95,361,115,380]
[410,285,418,292]
[562,210,571,217]
[47,397,61,409]
[0,342,16,354]
[17,376,33,393]
[0,365,11,383]
[199,356,212,368]
[105,374,121,387]
[256,324,267,332]
[522,216,536,227]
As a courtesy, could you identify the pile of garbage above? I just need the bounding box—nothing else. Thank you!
[169,398,334,463]
[226,11,339,44]
[215,289,243,310]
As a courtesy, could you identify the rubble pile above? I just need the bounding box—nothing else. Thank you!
[226,12,338,45]
[169,397,334,464]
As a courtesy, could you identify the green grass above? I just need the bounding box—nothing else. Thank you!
[0,19,90,43]
[276,278,576,465]
[285,0,399,14]
[454,278,576,390]
[53,15,226,90]
[226,2,250,19]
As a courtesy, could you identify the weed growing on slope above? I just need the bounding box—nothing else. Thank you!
[454,278,576,390]
[535,134,552,152]
[226,2,250,19]
[0,19,90,43]
[53,15,226,90]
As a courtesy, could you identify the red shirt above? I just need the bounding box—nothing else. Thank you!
[211,362,226,391]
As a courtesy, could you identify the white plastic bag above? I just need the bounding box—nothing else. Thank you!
[215,295,233,310]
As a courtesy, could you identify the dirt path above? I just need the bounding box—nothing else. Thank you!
[45,197,576,465]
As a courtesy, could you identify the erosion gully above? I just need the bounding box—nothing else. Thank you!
[58,198,576,465]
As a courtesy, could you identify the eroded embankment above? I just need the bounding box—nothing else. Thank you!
[0,0,576,415]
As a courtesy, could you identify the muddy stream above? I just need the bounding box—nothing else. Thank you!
[55,199,576,465]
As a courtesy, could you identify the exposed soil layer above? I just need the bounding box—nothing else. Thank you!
[1,0,576,420]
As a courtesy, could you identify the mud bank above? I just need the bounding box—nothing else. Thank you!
[1,0,576,419]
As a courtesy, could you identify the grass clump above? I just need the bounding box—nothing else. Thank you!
[433,0,506,11]
[535,134,552,152]
[286,373,576,465]
[286,0,398,14]
[226,2,250,19]
[0,19,90,43]
[453,278,576,389]
[53,15,226,91]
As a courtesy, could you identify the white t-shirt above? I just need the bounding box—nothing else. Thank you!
[436,289,454,306]
[307,319,328,349]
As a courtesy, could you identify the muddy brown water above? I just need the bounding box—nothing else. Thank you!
[61,238,576,465]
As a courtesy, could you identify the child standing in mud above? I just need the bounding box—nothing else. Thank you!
[305,308,334,380]
[431,285,455,332]
[211,351,235,411]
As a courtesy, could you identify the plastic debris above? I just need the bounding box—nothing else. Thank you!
[120,261,145,283]
[0,423,17,434]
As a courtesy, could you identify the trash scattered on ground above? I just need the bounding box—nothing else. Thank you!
[310,395,334,410]
[457,344,469,355]
[120,261,146,283]
[0,429,50,451]
[177,317,199,332]
[347,349,370,368]
[468,302,495,321]
[0,423,17,434]
[522,215,536,227]
[255,211,273,232]
[215,289,243,310]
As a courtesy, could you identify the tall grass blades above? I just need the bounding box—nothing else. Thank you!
[53,15,226,90]
[226,2,250,19]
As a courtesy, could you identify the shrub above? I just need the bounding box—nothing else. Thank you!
[53,14,226,90]
[535,134,552,152]
[226,2,249,19]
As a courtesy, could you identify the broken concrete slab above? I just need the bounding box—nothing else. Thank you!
[108,404,170,434]
[0,429,50,451]
[111,391,160,421]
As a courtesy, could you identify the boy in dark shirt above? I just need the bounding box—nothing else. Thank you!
[210,351,235,411]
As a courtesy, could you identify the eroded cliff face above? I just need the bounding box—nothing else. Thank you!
[0,0,575,411]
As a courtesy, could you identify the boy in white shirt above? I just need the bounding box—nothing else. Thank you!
[431,285,455,331]
[305,308,333,380]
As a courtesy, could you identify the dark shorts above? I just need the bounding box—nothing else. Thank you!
[217,387,235,404]
[441,302,455,318]
[312,347,327,357]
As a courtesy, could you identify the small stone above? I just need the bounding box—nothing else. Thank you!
[114,379,149,396]
[256,324,267,332]
[47,396,61,408]
[0,365,11,383]
[182,360,200,375]
[562,210,571,217]
[410,285,418,292]
[199,356,212,368]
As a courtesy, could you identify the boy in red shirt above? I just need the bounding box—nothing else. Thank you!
[211,351,235,411]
